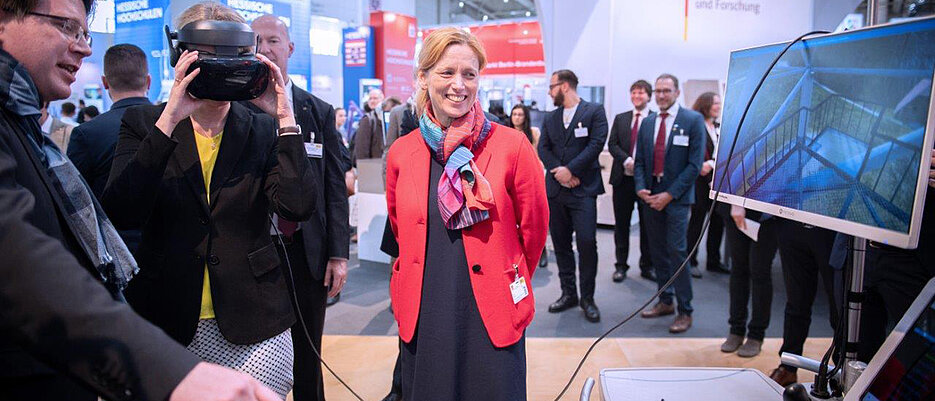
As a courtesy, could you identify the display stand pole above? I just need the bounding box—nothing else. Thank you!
[843,237,866,387]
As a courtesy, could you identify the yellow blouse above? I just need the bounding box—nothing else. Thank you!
[194,130,223,319]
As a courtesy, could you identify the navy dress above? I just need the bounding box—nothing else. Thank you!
[399,156,526,401]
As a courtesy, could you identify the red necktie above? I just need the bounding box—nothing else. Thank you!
[653,112,669,177]
[278,217,298,238]
[630,112,641,155]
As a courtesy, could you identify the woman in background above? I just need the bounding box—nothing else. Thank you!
[686,92,728,278]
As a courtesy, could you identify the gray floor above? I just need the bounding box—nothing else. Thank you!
[324,226,835,339]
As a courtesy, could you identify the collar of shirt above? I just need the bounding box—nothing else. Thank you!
[285,79,294,108]
[631,105,651,130]
[654,103,681,149]
[562,101,580,128]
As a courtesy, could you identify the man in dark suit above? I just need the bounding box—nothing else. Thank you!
[67,43,150,253]
[607,80,656,283]
[635,74,705,334]
[538,69,608,323]
[253,15,350,401]
[0,0,280,400]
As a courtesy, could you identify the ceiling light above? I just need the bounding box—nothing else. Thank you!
[459,1,464,7]
[482,15,488,21]
[525,11,531,17]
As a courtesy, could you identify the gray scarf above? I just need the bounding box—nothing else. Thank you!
[0,48,137,296]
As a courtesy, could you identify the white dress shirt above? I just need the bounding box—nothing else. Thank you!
[651,103,681,177]
[562,101,580,129]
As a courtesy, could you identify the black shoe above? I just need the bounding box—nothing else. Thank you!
[548,295,579,313]
[326,293,341,307]
[612,269,627,283]
[640,270,656,281]
[381,393,402,401]
[639,260,652,269]
[538,257,548,268]
[581,298,601,323]
[706,263,731,274]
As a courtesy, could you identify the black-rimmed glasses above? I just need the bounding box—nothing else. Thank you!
[27,11,92,47]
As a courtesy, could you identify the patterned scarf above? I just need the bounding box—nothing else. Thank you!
[420,100,495,229]
[0,48,137,297]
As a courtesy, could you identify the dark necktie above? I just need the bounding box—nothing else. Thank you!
[653,112,669,177]
[630,112,641,155]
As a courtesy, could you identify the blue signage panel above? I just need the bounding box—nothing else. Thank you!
[342,26,376,140]
[223,0,309,89]
[114,0,169,102]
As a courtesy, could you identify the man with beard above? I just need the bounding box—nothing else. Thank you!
[538,69,608,323]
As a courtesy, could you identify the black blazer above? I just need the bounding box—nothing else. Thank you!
[607,109,656,186]
[67,97,151,198]
[537,100,608,198]
[102,102,316,345]
[290,86,350,278]
[633,106,706,205]
[0,104,198,400]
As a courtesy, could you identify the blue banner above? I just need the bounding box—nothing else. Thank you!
[342,26,376,140]
[114,0,169,102]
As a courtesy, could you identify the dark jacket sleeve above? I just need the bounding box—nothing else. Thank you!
[355,114,374,160]
[634,119,650,194]
[607,114,628,161]
[262,115,317,222]
[102,106,179,229]
[65,124,94,181]
[566,104,609,177]
[0,131,199,401]
[666,112,705,200]
[320,105,350,259]
[537,115,561,171]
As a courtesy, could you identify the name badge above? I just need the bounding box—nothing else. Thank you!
[673,129,689,147]
[509,263,529,304]
[574,122,588,138]
[305,142,324,158]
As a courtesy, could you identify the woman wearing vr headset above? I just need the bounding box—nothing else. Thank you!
[385,27,549,400]
[102,2,314,397]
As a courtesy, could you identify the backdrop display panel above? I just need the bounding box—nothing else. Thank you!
[712,17,935,248]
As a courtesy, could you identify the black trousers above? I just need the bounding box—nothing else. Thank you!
[611,177,652,273]
[277,231,327,401]
[549,191,599,300]
[687,179,724,268]
[776,221,839,371]
[857,243,935,362]
[726,218,779,341]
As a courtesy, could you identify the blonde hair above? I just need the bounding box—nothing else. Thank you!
[415,27,487,117]
[176,1,245,28]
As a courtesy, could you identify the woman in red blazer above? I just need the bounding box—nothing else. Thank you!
[386,27,548,400]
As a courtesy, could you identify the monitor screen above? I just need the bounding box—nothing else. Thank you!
[712,17,935,248]
[860,297,935,401]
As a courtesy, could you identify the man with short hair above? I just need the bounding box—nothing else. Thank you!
[67,43,150,253]
[0,1,280,400]
[252,14,351,401]
[539,69,608,323]
[59,100,78,125]
[635,73,705,334]
[607,80,656,283]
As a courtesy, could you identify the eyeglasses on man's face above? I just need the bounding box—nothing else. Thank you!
[27,11,92,47]
[548,82,564,91]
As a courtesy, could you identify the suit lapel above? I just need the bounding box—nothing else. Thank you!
[642,113,657,172]
[172,118,210,216]
[410,135,431,223]
[666,111,687,159]
[208,104,250,210]
[621,110,634,151]
[292,86,320,144]
[563,101,589,147]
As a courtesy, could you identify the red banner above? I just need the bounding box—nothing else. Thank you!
[370,11,417,101]
[422,21,545,76]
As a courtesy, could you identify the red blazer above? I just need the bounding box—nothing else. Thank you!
[386,123,549,348]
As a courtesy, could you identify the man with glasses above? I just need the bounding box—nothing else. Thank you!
[634,73,705,334]
[0,1,279,400]
[538,69,608,323]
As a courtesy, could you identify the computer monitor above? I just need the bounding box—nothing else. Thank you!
[844,277,935,401]
[712,17,935,249]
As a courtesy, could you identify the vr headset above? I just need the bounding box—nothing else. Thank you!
[165,20,269,101]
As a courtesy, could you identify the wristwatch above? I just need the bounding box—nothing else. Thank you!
[277,124,301,136]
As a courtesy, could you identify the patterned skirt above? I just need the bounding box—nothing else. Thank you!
[186,319,294,397]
